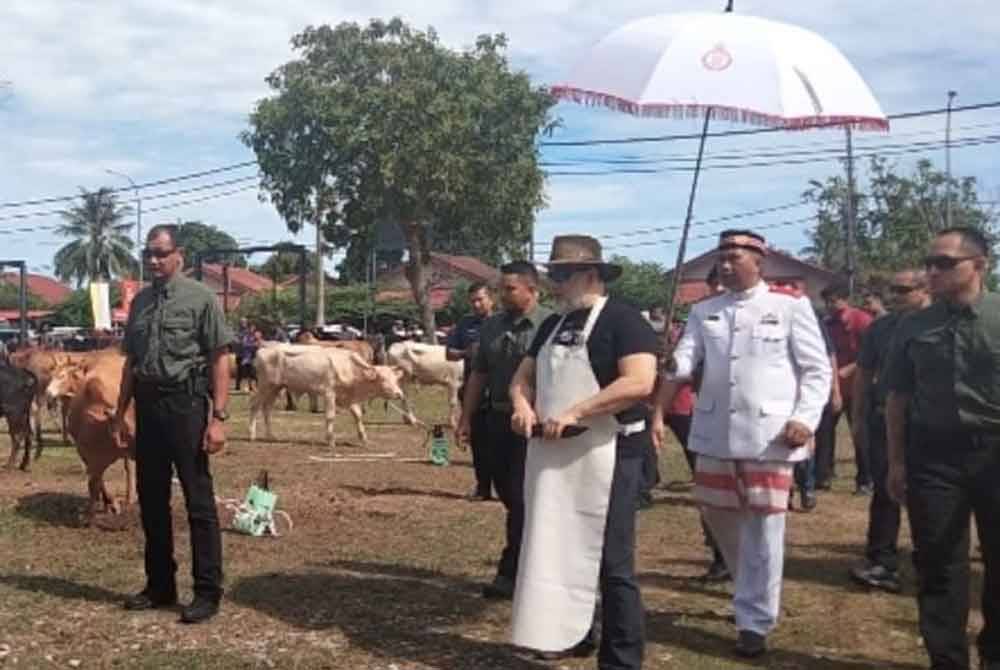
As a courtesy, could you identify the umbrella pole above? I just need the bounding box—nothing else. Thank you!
[664,107,713,330]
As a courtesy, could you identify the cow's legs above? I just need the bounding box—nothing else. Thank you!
[4,424,17,470]
[31,399,43,449]
[283,387,297,412]
[124,456,136,508]
[249,386,276,442]
[310,393,320,414]
[323,390,337,449]
[18,424,32,471]
[349,404,368,447]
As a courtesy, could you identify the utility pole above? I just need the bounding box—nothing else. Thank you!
[106,169,143,283]
[314,217,325,327]
[945,90,957,230]
[844,127,857,297]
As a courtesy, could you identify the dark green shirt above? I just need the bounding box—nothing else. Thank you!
[857,312,901,411]
[123,275,234,384]
[474,305,552,407]
[885,292,1000,433]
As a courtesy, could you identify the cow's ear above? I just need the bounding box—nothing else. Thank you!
[363,368,378,382]
[391,366,404,378]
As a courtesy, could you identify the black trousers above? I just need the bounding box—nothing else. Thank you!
[813,403,838,486]
[135,388,223,601]
[470,408,493,497]
[486,410,526,580]
[235,362,255,390]
[598,436,647,670]
[865,412,901,572]
[906,429,1000,669]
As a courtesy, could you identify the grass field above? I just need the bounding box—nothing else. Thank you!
[0,387,982,669]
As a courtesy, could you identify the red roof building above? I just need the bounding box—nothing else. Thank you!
[0,273,73,306]
[374,253,501,310]
[187,264,276,312]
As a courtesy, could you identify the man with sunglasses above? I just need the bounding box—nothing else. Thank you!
[113,224,233,625]
[886,226,1000,670]
[848,270,930,594]
[654,230,831,658]
[508,236,657,668]
[457,262,550,600]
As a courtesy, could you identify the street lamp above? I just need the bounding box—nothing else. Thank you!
[105,169,143,283]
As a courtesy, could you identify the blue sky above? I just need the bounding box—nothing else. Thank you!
[0,0,997,279]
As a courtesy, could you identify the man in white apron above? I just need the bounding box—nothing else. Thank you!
[652,230,831,658]
[508,235,658,669]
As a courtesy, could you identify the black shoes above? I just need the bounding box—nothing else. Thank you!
[123,589,178,611]
[701,559,731,582]
[483,575,515,600]
[180,596,221,624]
[849,563,902,593]
[533,635,597,661]
[801,490,818,511]
[735,630,767,658]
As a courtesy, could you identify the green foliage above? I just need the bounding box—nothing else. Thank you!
[50,285,122,327]
[607,256,670,311]
[0,284,47,310]
[175,221,246,269]
[438,279,473,326]
[250,242,317,283]
[54,187,137,287]
[236,284,418,330]
[243,18,555,341]
[803,157,997,286]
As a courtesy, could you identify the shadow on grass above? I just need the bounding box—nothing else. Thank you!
[650,494,699,510]
[230,560,548,670]
[638,570,731,601]
[341,485,468,502]
[647,613,924,670]
[14,492,86,528]
[0,573,121,604]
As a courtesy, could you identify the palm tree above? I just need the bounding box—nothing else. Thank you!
[53,187,137,287]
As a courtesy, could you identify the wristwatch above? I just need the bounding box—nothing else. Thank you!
[212,408,230,422]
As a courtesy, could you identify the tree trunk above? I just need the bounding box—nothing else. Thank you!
[402,222,437,345]
[315,219,325,327]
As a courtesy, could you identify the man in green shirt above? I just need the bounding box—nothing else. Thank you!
[849,269,930,593]
[886,226,1000,670]
[113,224,234,625]
[457,261,551,600]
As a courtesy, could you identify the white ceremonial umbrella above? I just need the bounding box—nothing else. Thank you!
[550,5,888,317]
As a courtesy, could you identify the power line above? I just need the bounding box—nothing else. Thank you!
[0,161,257,210]
[540,100,1000,147]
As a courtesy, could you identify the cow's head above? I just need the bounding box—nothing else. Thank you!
[46,364,86,403]
[364,365,406,400]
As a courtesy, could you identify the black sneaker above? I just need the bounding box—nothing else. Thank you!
[801,490,818,511]
[817,479,833,491]
[701,559,731,582]
[849,563,901,593]
[123,588,177,611]
[180,596,220,624]
[533,635,596,661]
[637,492,654,511]
[735,630,767,658]
[482,575,515,600]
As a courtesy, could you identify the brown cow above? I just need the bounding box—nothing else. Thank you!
[46,354,137,523]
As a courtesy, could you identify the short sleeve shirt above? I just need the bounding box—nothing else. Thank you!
[825,306,873,368]
[885,293,1000,433]
[528,299,659,423]
[448,313,489,380]
[124,275,234,383]
[856,312,900,408]
[474,305,552,406]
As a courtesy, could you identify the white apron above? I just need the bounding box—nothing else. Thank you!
[511,296,619,652]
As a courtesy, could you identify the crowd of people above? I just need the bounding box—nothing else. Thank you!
[92,220,997,670]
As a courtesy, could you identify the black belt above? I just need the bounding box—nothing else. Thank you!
[135,375,209,396]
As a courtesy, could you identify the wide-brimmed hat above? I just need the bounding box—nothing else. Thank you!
[546,235,622,281]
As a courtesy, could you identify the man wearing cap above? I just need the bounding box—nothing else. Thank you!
[652,229,831,658]
[508,235,658,668]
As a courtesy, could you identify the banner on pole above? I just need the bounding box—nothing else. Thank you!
[89,281,112,331]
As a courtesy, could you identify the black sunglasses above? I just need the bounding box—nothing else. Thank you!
[142,247,177,260]
[547,265,590,283]
[889,284,917,294]
[923,254,978,271]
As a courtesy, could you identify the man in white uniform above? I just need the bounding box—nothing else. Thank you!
[652,230,831,658]
[509,235,658,669]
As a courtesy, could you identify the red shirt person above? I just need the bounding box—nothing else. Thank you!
[820,282,874,492]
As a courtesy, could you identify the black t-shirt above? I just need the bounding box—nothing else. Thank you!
[527,299,658,424]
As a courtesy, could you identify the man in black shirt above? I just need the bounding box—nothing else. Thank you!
[508,235,657,670]
[447,282,495,500]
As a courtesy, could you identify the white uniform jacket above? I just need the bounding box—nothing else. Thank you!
[671,281,832,462]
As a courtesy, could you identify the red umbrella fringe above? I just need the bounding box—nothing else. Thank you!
[549,85,890,132]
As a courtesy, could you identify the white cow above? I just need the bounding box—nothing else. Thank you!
[386,341,464,429]
[249,344,406,448]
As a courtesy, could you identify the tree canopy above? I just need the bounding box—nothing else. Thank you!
[251,242,317,283]
[243,17,555,342]
[174,220,246,269]
[803,157,997,286]
[607,256,671,311]
[53,187,137,287]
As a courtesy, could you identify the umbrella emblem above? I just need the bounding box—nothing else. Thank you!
[702,43,733,71]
